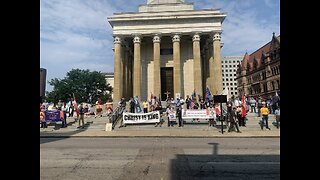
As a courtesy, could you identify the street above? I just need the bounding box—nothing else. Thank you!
[40,137,280,180]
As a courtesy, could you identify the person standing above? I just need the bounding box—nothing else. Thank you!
[142,100,148,113]
[61,103,68,128]
[129,98,135,113]
[250,97,257,113]
[40,106,47,129]
[260,103,271,130]
[274,106,280,129]
[228,107,241,133]
[177,107,183,127]
[78,103,85,128]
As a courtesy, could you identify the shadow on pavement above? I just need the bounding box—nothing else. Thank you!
[170,142,280,179]
[40,120,94,144]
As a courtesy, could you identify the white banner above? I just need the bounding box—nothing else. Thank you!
[182,109,214,119]
[123,111,160,124]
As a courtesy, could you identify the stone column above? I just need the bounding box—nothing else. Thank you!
[193,34,202,96]
[113,36,122,107]
[133,35,141,101]
[211,32,223,95]
[172,34,181,97]
[153,34,161,99]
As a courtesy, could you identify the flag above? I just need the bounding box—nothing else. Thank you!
[191,89,196,99]
[73,93,79,115]
[205,86,211,100]
[190,100,195,109]
[241,95,246,117]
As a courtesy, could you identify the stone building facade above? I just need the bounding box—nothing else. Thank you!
[236,33,280,99]
[108,0,226,105]
[221,56,243,97]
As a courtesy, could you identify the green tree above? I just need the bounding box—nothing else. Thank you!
[47,69,113,104]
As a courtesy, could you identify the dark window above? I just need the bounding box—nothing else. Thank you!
[160,48,173,55]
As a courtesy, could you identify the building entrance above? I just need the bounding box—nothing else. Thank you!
[161,67,174,101]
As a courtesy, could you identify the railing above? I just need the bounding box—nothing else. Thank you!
[110,103,126,130]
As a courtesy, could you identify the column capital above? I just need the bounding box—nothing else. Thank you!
[153,34,161,43]
[192,34,200,42]
[172,34,180,42]
[114,36,122,44]
[133,35,142,44]
[213,32,221,41]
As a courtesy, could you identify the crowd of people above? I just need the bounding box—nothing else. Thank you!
[40,97,112,129]
[40,92,280,131]
[118,92,280,132]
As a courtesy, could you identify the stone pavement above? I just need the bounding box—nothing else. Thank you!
[40,112,280,138]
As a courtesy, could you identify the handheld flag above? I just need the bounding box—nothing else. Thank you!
[205,86,212,100]
[73,93,79,115]
[191,89,196,99]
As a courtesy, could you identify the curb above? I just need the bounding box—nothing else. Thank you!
[40,135,280,138]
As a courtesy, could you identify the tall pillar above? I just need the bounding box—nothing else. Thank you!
[133,35,141,101]
[193,34,202,96]
[113,36,122,107]
[153,34,161,99]
[211,32,223,95]
[122,45,128,99]
[172,34,181,98]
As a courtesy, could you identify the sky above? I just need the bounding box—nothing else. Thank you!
[40,0,280,92]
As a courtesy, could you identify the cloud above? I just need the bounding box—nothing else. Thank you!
[41,0,280,92]
[193,0,280,56]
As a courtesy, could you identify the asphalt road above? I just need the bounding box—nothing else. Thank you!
[40,138,280,180]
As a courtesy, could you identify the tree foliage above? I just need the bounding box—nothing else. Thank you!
[46,69,113,104]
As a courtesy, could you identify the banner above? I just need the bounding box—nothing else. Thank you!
[44,110,63,122]
[123,111,160,124]
[182,109,214,119]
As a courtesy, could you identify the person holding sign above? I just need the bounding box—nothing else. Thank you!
[166,105,176,127]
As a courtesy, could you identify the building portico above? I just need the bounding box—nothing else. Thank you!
[108,0,226,105]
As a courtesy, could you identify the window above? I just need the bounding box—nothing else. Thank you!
[160,48,173,55]
[223,83,225,86]
[231,92,234,95]
[222,78,224,81]
[229,65,232,68]
[235,83,237,86]
[235,92,237,95]
[234,69,236,72]
[222,65,224,67]
[231,87,233,90]
[233,65,235,67]
[222,70,224,72]
[226,74,228,77]
[233,61,235,63]
[226,69,228,72]
[229,61,231,63]
[230,83,233,86]
[222,74,224,77]
[226,78,229,81]
[226,83,229,85]
[234,74,236,76]
[223,87,225,90]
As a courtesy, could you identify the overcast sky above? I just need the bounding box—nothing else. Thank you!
[40,0,280,92]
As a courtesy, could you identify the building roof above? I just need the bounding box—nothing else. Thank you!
[241,33,280,71]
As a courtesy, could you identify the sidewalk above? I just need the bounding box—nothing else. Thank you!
[40,112,280,138]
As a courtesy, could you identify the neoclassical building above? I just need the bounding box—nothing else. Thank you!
[236,33,280,99]
[108,0,226,105]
